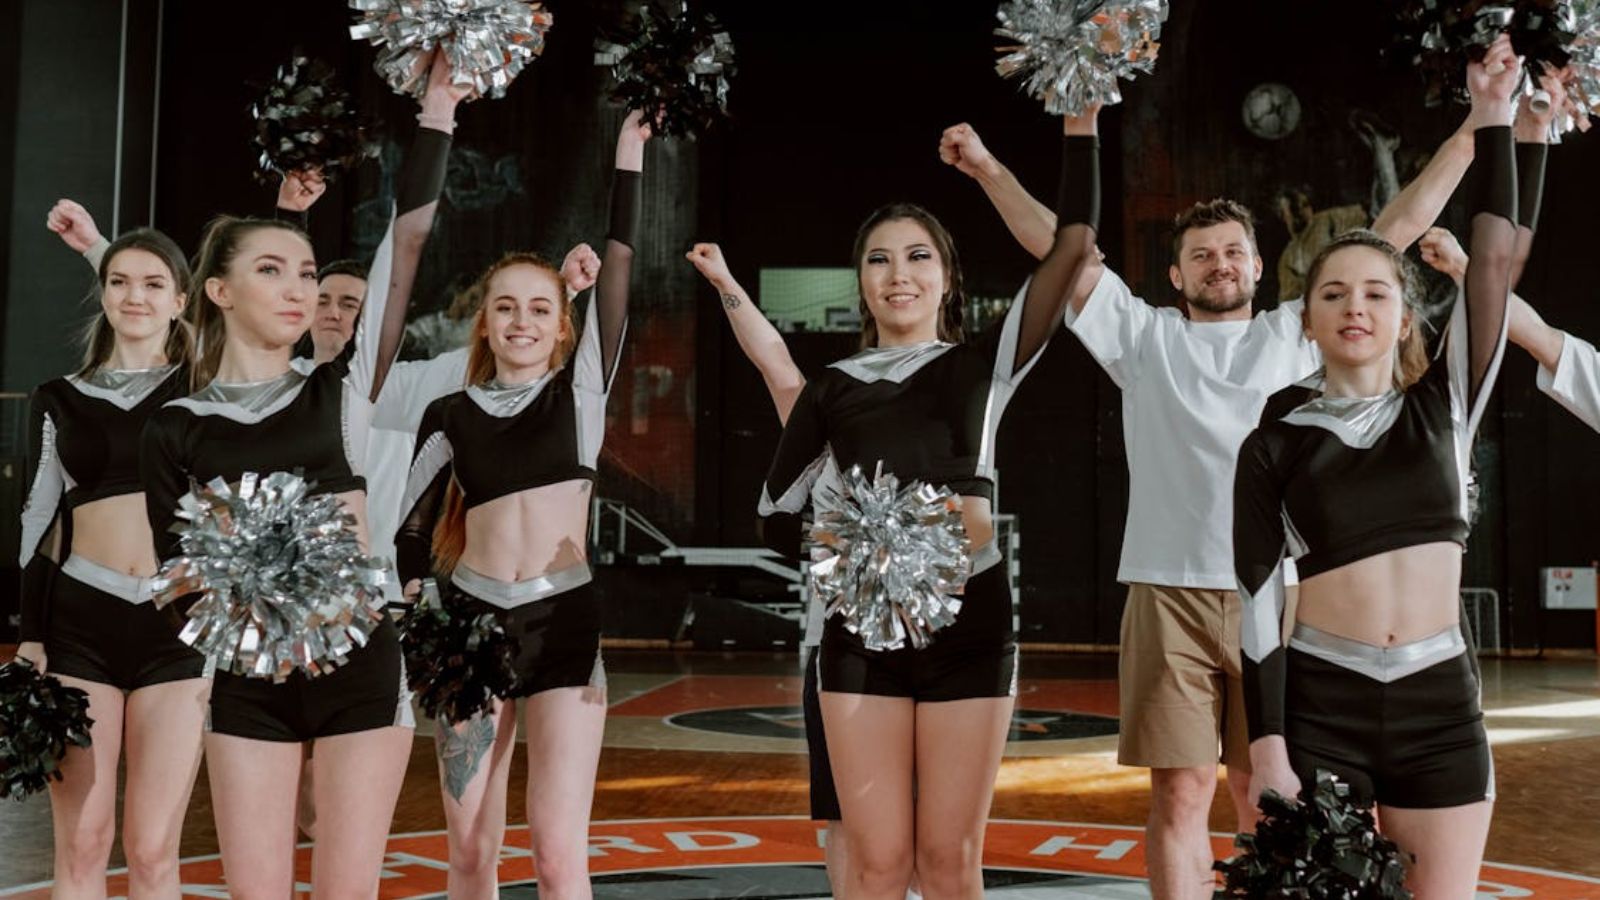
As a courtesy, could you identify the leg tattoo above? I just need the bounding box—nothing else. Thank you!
[436,712,498,803]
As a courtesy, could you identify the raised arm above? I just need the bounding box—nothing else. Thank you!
[48,198,110,271]
[356,52,468,402]
[573,111,649,396]
[1419,230,1564,375]
[1450,38,1522,425]
[1508,68,1564,288]
[1001,109,1104,375]
[941,123,1057,261]
[686,242,804,423]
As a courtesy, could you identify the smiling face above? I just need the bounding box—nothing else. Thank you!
[858,218,948,344]
[1169,220,1261,316]
[313,272,366,358]
[206,227,318,349]
[480,262,571,379]
[102,247,185,346]
[1305,244,1409,381]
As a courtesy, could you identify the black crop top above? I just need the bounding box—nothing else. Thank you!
[140,125,452,568]
[759,137,1100,543]
[393,169,639,586]
[16,365,188,641]
[1233,126,1524,741]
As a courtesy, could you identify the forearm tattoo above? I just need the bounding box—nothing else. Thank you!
[436,711,498,803]
[722,293,742,311]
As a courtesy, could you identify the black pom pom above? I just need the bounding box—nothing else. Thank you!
[0,658,94,801]
[250,55,379,186]
[598,3,736,139]
[1213,770,1415,899]
[399,582,520,724]
[1390,1,1577,107]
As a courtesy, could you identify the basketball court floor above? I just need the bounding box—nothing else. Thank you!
[1,649,1597,898]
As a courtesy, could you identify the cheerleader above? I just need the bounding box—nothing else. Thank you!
[1232,40,1529,897]
[392,110,650,900]
[20,217,203,897]
[137,52,465,898]
[755,109,1099,898]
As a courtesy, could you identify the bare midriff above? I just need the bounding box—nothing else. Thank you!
[459,479,593,582]
[1294,541,1463,647]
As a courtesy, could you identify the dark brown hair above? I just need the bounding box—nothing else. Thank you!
[1170,198,1259,262]
[188,216,313,390]
[432,252,573,574]
[78,229,195,378]
[852,203,965,349]
[1301,228,1429,390]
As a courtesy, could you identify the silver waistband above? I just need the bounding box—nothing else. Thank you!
[451,561,593,609]
[970,540,1003,577]
[1289,622,1466,683]
[62,554,155,604]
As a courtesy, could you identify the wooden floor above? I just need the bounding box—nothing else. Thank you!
[2,649,1598,897]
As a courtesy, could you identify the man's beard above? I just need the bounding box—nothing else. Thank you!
[1185,277,1255,314]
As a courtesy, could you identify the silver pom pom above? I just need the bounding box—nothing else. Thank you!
[151,472,389,682]
[995,0,1168,116]
[1567,0,1600,135]
[809,464,971,652]
[349,0,554,100]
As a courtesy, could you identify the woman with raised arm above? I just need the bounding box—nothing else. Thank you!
[138,52,466,899]
[754,109,1100,899]
[18,222,203,897]
[1232,39,1529,898]
[393,110,650,900]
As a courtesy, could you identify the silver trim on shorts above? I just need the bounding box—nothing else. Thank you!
[1288,622,1466,683]
[451,561,593,610]
[62,554,155,604]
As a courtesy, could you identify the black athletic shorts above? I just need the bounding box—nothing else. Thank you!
[1285,647,1492,808]
[802,645,842,821]
[443,579,604,700]
[47,562,204,690]
[818,562,1017,702]
[209,617,412,742]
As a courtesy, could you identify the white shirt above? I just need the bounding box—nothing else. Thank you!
[365,347,470,565]
[1537,331,1600,433]
[1065,267,1319,589]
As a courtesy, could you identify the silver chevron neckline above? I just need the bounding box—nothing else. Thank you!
[830,341,954,384]
[468,370,558,417]
[193,368,308,416]
[1283,371,1404,449]
[72,364,179,408]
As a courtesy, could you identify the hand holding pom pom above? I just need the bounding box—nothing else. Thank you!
[809,464,972,652]
[151,472,390,682]
[251,55,378,188]
[994,0,1168,117]
[350,0,553,101]
[596,3,736,140]
[1216,769,1413,899]
[0,658,93,801]
[398,580,520,724]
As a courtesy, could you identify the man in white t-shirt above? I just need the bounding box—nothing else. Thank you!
[940,111,1477,899]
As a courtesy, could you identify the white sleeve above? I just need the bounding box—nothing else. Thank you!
[84,238,110,273]
[571,287,622,397]
[1537,331,1600,434]
[1061,267,1156,389]
[372,347,471,434]
[344,209,398,399]
[19,413,68,565]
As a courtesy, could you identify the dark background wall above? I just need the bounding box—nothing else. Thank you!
[2,0,1596,649]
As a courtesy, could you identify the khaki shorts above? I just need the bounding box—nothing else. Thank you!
[1117,583,1294,771]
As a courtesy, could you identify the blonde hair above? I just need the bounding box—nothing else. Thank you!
[431,252,573,574]
[1302,229,1429,391]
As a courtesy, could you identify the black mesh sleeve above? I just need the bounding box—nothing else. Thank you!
[139,411,191,566]
[591,169,641,389]
[395,402,453,586]
[1008,135,1099,375]
[1460,126,1517,414]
